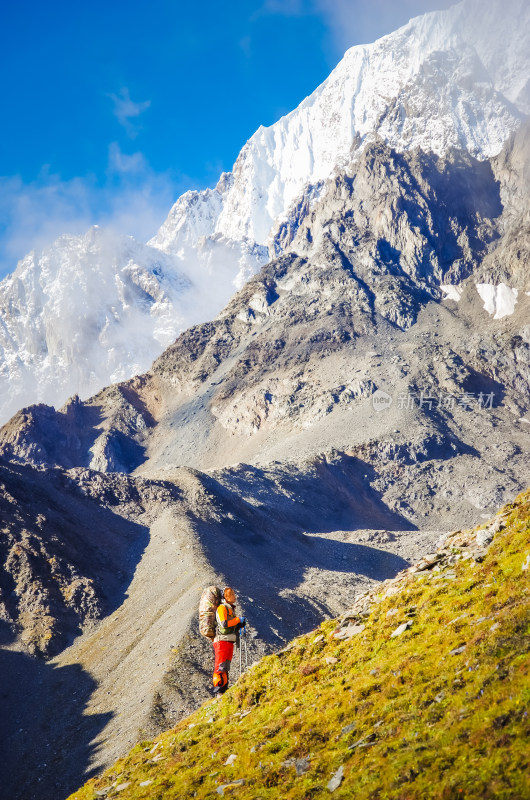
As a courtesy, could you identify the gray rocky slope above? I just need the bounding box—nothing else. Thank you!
[0,126,529,799]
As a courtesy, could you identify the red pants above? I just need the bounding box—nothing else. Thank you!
[212,640,234,694]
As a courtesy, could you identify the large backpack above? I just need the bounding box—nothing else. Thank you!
[199,585,222,640]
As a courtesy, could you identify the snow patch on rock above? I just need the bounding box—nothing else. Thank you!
[441,284,465,302]
[476,283,519,319]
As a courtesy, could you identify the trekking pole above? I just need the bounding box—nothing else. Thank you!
[239,630,242,678]
[244,625,248,671]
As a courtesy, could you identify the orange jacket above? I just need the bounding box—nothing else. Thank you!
[215,600,242,643]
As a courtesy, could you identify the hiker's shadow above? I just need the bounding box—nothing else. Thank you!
[0,624,112,800]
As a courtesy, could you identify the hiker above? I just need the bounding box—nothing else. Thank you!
[212,586,245,695]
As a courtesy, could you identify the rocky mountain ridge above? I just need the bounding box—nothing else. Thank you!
[154,0,529,254]
[2,131,528,526]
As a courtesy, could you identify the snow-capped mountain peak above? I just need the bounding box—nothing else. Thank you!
[210,0,528,249]
[153,0,528,261]
[0,0,528,423]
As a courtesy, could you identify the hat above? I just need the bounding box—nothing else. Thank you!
[223,586,236,605]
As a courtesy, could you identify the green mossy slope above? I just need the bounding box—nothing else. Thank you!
[69,491,530,800]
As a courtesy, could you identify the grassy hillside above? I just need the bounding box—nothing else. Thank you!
[69,491,530,800]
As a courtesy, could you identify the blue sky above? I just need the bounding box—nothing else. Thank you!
[0,0,453,276]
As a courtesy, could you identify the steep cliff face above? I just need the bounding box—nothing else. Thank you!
[152,0,529,255]
[481,122,530,286]
[279,145,502,294]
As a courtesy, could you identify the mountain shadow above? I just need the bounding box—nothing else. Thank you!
[186,455,417,646]
[200,453,416,536]
[0,462,151,799]
[0,626,112,800]
[0,458,150,656]
[193,510,411,647]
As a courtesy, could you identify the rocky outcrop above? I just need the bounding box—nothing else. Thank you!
[332,506,512,641]
[0,458,150,655]
[480,122,530,285]
[0,382,155,474]
[289,141,503,294]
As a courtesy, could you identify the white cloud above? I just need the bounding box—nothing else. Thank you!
[107,88,151,137]
[107,142,149,175]
[0,172,93,274]
[0,146,186,279]
[252,0,455,60]
[313,0,455,53]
